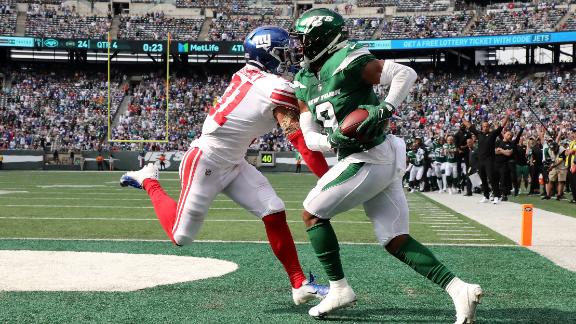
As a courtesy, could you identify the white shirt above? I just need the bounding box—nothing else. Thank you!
[193,65,297,165]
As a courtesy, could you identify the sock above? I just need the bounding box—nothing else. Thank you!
[307,221,344,281]
[143,179,177,244]
[436,177,443,190]
[390,235,455,289]
[262,212,306,289]
[442,175,448,190]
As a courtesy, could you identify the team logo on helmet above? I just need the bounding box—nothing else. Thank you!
[298,15,335,32]
[253,34,272,49]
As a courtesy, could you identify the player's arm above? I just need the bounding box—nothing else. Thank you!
[355,59,417,137]
[273,105,329,177]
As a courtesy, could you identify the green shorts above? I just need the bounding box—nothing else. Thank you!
[516,165,529,178]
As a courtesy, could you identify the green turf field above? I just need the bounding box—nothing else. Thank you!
[0,171,575,323]
[507,194,576,218]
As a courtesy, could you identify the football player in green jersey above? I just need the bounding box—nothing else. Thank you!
[290,8,482,322]
[428,136,446,192]
[443,135,459,194]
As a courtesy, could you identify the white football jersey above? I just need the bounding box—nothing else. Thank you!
[193,65,297,164]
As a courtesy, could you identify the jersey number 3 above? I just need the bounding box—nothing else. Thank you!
[210,75,253,126]
[316,102,338,131]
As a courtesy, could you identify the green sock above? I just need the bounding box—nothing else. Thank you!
[306,221,344,281]
[391,235,455,289]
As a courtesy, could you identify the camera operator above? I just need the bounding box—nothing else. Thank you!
[527,136,543,195]
[462,110,511,204]
[542,130,568,200]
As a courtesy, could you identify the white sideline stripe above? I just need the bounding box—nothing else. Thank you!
[0,217,373,224]
[433,229,481,232]
[0,237,516,247]
[438,233,489,236]
[440,238,496,241]
[0,204,364,212]
[430,226,476,228]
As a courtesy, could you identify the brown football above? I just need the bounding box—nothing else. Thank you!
[340,109,370,142]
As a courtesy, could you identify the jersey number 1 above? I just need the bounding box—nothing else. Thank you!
[210,75,252,126]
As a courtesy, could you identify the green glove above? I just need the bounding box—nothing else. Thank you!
[327,128,360,149]
[356,101,395,139]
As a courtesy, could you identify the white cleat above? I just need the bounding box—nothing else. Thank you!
[447,278,483,324]
[120,163,159,189]
[492,197,500,205]
[292,274,329,305]
[308,278,357,319]
[478,197,489,203]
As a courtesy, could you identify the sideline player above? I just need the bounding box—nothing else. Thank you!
[120,26,329,305]
[290,8,483,322]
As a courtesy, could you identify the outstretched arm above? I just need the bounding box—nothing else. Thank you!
[273,105,329,177]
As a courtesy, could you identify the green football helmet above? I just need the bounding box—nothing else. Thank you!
[291,8,348,69]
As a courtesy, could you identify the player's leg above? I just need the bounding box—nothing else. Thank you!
[364,179,483,323]
[304,161,396,317]
[409,165,418,192]
[434,163,444,192]
[222,161,326,303]
[416,165,425,191]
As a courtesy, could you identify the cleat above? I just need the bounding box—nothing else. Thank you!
[308,278,356,318]
[447,278,483,324]
[492,197,500,204]
[120,163,159,189]
[478,197,489,203]
[292,273,329,305]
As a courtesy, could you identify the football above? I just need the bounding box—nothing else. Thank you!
[340,109,370,142]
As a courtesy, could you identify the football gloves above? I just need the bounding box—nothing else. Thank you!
[327,128,359,149]
[356,101,395,139]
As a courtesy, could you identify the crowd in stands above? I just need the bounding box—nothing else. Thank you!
[468,6,567,36]
[380,13,471,39]
[0,3,16,36]
[0,70,124,151]
[208,15,291,41]
[394,67,576,204]
[397,0,450,12]
[0,1,575,41]
[25,4,110,39]
[347,17,381,40]
[117,12,204,41]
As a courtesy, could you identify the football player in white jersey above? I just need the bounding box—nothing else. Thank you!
[120,26,330,305]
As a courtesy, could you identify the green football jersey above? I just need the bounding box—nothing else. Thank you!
[407,151,416,165]
[294,43,385,160]
[444,143,457,163]
[433,143,446,163]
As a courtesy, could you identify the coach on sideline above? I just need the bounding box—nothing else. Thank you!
[462,110,510,204]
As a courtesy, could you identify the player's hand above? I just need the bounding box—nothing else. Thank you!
[357,101,395,139]
[328,128,360,149]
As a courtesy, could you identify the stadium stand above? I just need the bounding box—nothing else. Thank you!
[559,11,576,31]
[396,0,450,12]
[25,5,110,39]
[356,0,397,7]
[0,70,124,151]
[380,13,471,39]
[469,7,567,35]
[208,16,291,41]
[117,13,204,41]
[0,3,16,36]
[346,17,381,40]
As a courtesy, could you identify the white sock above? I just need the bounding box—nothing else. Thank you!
[329,278,349,289]
[445,277,464,299]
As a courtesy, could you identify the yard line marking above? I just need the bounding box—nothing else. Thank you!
[0,197,312,204]
[0,237,516,247]
[430,225,476,228]
[0,217,373,224]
